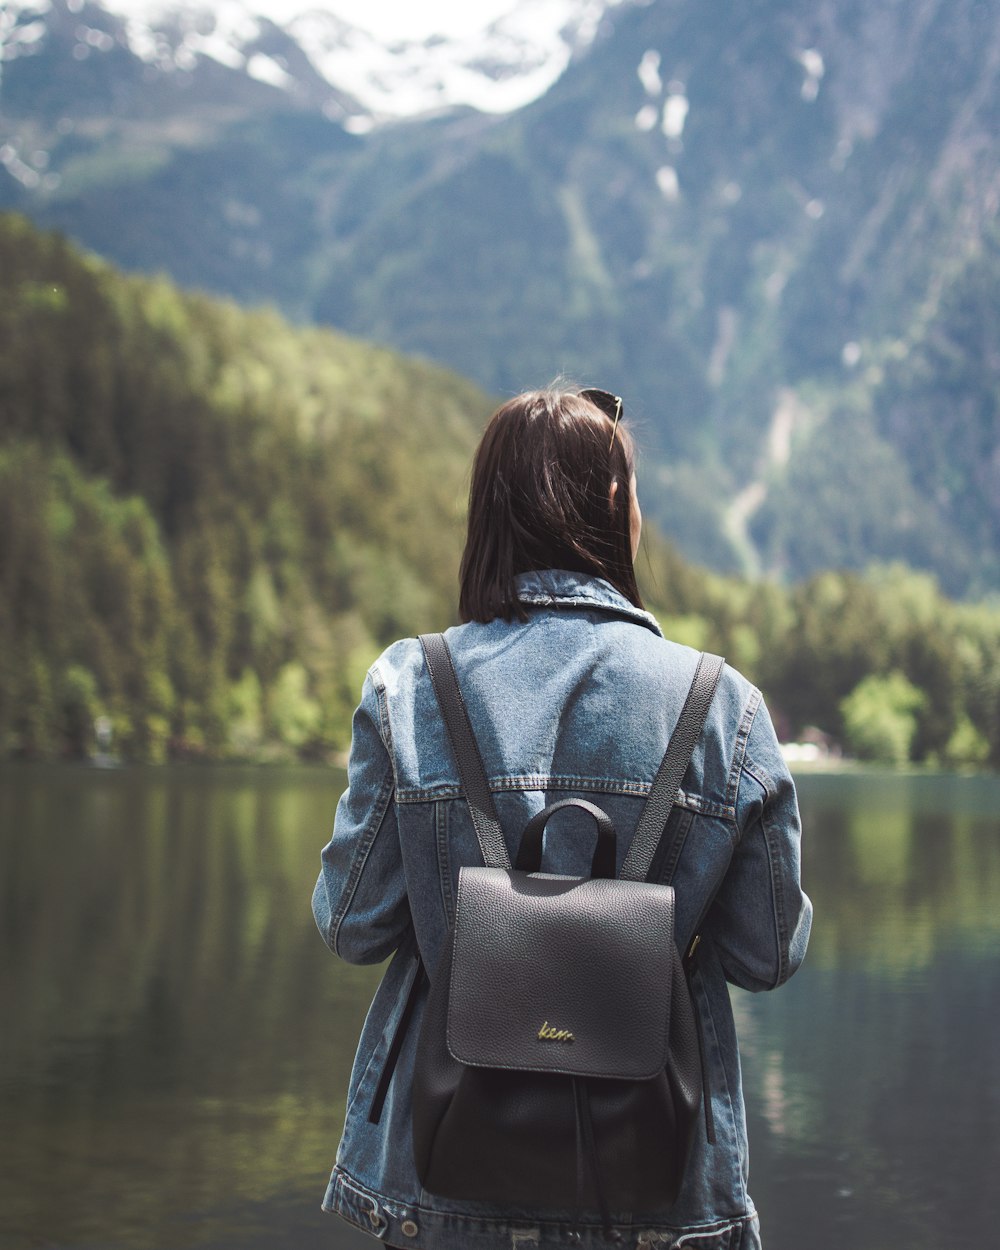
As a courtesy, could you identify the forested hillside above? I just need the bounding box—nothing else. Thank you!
[0,214,490,759]
[2,216,999,766]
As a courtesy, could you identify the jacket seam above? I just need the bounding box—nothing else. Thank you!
[735,755,786,991]
[690,962,748,1208]
[330,768,396,959]
[370,663,397,781]
[330,664,397,959]
[740,751,767,787]
[396,777,734,819]
[725,686,762,817]
[759,801,789,988]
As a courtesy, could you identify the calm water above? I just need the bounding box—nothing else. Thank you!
[1,764,998,1250]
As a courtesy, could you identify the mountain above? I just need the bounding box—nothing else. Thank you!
[0,0,634,127]
[2,0,999,594]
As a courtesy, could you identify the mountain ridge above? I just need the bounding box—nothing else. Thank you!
[2,0,999,594]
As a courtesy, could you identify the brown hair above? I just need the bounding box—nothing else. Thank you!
[459,387,643,623]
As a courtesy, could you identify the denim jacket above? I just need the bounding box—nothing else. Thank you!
[312,570,812,1250]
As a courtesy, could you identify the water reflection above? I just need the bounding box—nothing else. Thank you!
[798,773,1000,969]
[0,765,378,1249]
[736,771,1000,1249]
[1,765,997,1250]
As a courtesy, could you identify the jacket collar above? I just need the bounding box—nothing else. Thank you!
[514,569,664,637]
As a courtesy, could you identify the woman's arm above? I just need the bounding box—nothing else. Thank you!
[706,698,812,992]
[311,669,412,965]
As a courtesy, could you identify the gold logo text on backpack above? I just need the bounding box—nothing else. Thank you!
[537,1021,574,1043]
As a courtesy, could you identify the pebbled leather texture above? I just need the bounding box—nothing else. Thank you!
[448,866,675,1080]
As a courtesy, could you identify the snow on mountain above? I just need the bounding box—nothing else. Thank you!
[285,0,631,123]
[0,0,640,124]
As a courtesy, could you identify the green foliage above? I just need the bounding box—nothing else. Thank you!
[636,538,1000,769]
[840,672,927,765]
[267,662,322,754]
[0,214,488,761]
[943,717,991,768]
[227,669,265,756]
[58,665,102,756]
[2,215,1000,769]
[0,439,177,759]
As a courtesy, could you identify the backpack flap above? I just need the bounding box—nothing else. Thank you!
[447,866,676,1081]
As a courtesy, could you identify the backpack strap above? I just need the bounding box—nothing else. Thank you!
[619,651,725,1145]
[620,652,725,883]
[370,631,508,1126]
[419,633,512,870]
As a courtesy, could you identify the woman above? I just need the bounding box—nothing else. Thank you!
[312,386,811,1250]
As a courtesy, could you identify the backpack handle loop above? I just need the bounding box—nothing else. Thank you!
[515,798,618,879]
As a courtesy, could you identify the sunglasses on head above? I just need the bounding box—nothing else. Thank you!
[581,388,624,451]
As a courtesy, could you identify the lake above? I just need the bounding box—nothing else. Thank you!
[1,764,997,1250]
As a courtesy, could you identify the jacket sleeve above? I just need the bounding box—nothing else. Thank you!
[311,668,412,965]
[705,696,812,992]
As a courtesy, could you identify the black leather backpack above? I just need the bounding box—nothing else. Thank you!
[370,633,724,1229]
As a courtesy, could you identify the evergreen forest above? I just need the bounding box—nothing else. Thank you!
[2,214,999,768]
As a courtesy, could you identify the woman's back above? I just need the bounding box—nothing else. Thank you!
[313,569,811,1250]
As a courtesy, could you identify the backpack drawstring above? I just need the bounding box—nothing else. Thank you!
[572,1076,614,1238]
[684,937,715,1145]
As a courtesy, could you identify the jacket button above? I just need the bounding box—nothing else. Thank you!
[401,1219,419,1238]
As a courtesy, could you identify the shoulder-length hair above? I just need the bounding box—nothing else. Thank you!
[459,387,643,623]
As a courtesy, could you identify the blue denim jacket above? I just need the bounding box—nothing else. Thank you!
[312,570,812,1250]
